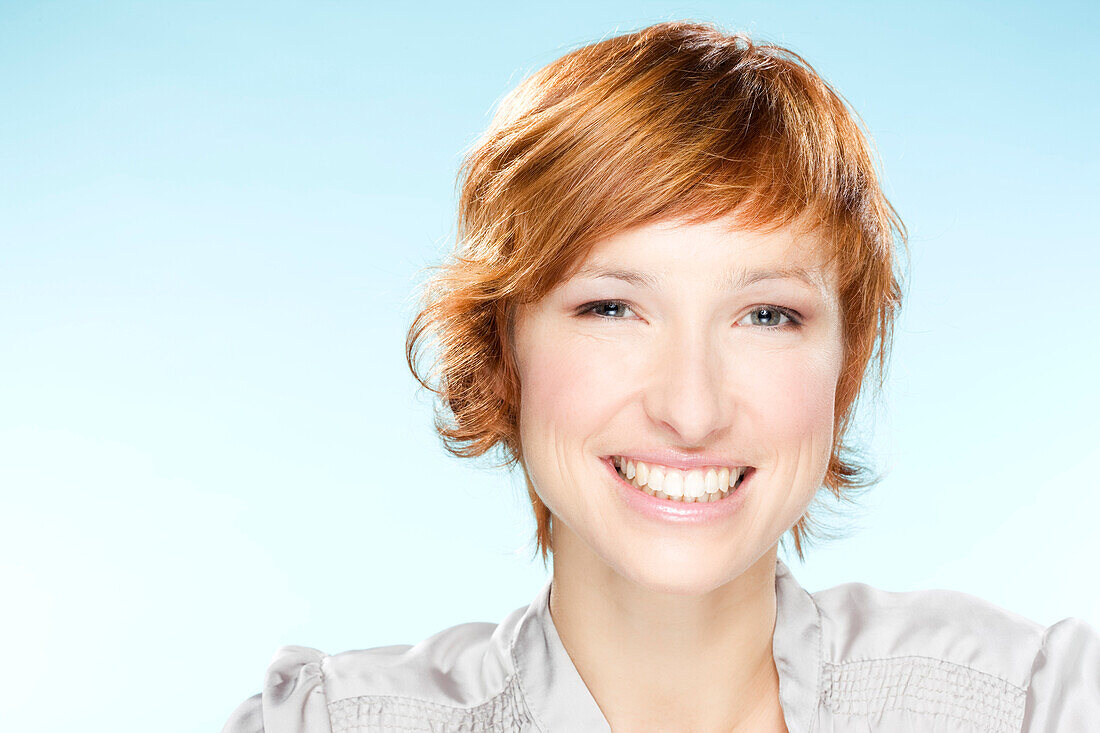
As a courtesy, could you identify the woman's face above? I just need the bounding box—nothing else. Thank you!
[512,214,845,595]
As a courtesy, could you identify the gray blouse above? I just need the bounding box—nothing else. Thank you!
[222,558,1100,732]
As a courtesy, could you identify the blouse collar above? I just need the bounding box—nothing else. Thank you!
[510,556,822,732]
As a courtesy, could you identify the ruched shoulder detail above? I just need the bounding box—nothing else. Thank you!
[1021,617,1100,732]
[222,646,331,733]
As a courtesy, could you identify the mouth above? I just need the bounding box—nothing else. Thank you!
[609,455,751,503]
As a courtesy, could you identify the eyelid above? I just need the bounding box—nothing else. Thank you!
[575,300,639,319]
[576,300,803,330]
[746,305,803,328]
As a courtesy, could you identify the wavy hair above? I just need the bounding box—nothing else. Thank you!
[406,20,909,568]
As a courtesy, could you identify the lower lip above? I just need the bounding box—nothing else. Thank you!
[603,458,755,525]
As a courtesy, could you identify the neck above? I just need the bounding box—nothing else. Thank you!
[548,530,787,733]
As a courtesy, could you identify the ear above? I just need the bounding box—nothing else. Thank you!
[491,303,520,405]
[487,364,509,404]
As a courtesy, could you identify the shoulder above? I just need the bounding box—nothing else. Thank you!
[810,578,1046,679]
[806,576,1100,731]
[221,611,528,733]
[1021,616,1100,731]
[221,646,332,733]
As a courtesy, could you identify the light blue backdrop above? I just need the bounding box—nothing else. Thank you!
[1,2,1097,731]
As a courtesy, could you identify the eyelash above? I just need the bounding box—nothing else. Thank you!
[576,300,803,331]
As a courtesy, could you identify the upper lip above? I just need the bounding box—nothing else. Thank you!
[607,450,753,471]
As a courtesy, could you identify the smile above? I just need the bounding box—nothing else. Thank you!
[612,456,748,503]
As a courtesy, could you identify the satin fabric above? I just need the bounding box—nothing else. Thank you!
[222,558,1100,732]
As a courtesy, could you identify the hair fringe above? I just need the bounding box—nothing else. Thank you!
[405,20,909,567]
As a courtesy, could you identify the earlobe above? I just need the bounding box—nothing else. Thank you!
[485,343,519,410]
[489,367,509,404]
[495,312,523,406]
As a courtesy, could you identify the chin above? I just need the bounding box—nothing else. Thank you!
[609,548,757,597]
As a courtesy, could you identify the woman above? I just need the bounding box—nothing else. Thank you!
[223,20,1099,733]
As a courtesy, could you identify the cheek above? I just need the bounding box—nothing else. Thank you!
[744,345,841,444]
[519,336,629,432]
[515,335,625,515]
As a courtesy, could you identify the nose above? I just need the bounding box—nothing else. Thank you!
[643,327,728,446]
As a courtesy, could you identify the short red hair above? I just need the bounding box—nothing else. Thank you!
[406,20,908,567]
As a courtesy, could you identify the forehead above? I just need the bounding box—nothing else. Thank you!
[564,215,837,298]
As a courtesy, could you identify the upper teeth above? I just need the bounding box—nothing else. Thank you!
[612,456,746,501]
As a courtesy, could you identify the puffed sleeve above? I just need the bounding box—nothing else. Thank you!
[1021,617,1100,731]
[222,693,262,733]
[222,646,332,733]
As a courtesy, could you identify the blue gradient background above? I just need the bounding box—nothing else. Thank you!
[1,2,1097,730]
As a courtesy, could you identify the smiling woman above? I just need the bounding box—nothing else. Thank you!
[510,218,846,604]
[222,19,1100,733]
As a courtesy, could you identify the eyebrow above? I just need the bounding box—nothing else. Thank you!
[570,263,826,293]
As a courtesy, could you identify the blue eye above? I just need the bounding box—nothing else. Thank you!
[577,301,802,331]
[743,305,802,331]
[577,300,635,319]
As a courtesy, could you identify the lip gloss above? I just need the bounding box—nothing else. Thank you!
[603,457,755,526]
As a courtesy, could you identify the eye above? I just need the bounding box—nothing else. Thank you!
[578,301,802,330]
[741,305,802,331]
[577,300,636,319]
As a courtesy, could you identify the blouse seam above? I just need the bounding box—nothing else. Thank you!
[809,589,824,733]
[821,653,1026,693]
[316,654,333,731]
[1018,621,1053,725]
[325,681,533,732]
[509,629,548,733]
[323,678,524,711]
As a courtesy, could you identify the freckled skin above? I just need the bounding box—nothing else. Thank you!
[512,214,842,731]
